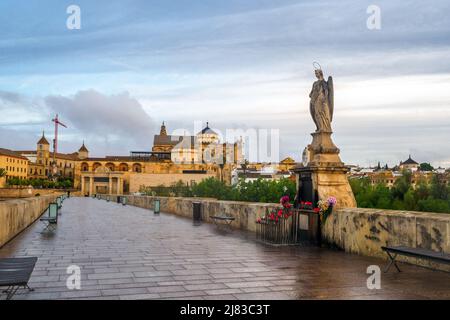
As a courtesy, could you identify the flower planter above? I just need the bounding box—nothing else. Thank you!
[256,209,321,246]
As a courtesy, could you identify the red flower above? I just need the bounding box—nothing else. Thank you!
[313,207,320,213]
[277,210,283,217]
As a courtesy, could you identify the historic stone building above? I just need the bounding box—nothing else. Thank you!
[74,122,243,196]
[399,155,419,171]
[3,122,243,195]
[0,148,29,187]
[16,132,78,180]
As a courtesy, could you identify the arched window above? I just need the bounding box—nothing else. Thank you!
[81,162,89,172]
[106,163,116,172]
[119,163,129,172]
[132,163,142,173]
[92,162,102,171]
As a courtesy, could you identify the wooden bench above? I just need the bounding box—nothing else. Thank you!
[210,215,235,229]
[382,246,450,272]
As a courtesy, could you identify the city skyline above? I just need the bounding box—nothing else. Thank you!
[1,0,450,167]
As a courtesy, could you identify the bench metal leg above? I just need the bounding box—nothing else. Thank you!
[2,284,34,300]
[41,224,56,234]
[384,252,401,273]
[2,285,12,294]
[5,286,19,300]
[25,284,34,292]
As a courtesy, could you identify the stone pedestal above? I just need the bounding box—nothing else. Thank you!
[294,131,357,209]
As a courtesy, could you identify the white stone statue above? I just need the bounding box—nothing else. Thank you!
[309,64,334,133]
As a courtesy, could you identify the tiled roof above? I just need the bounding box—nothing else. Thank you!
[0,148,29,160]
[78,143,89,152]
[402,155,418,165]
[37,134,50,145]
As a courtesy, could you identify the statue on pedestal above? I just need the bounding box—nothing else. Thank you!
[293,63,357,209]
[304,64,341,165]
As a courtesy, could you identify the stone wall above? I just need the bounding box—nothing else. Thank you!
[0,188,63,199]
[129,173,217,193]
[98,194,276,233]
[99,194,450,271]
[322,207,450,271]
[0,195,61,248]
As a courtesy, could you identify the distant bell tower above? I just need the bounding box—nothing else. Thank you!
[160,121,167,136]
[36,131,50,166]
[78,141,89,160]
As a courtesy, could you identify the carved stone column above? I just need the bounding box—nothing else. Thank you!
[88,176,94,196]
[81,176,85,195]
[108,177,113,195]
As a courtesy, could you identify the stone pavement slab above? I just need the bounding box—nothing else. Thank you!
[1,197,449,300]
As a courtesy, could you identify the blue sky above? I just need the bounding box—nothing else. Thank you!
[0,0,449,167]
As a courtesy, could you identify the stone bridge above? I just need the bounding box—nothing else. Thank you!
[0,197,449,300]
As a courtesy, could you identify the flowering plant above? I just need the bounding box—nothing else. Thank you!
[314,196,337,222]
[299,201,313,210]
[257,195,294,224]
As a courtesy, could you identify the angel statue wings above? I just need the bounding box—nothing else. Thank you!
[309,63,334,133]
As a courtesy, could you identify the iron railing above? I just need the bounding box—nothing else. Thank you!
[256,209,320,246]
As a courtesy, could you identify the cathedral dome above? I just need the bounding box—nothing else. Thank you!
[198,122,218,135]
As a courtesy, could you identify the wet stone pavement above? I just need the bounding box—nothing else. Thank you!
[1,197,449,300]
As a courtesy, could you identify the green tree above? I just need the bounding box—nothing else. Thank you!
[350,172,450,214]
[419,163,434,171]
[0,168,6,178]
[404,188,417,211]
[430,174,448,200]
[191,177,231,200]
[392,170,412,200]
[417,198,450,213]
[414,179,430,201]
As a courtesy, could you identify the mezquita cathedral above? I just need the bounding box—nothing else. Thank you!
[13,122,244,195]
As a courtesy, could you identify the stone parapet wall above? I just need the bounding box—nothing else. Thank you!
[322,208,450,271]
[0,195,61,248]
[128,173,217,193]
[0,188,65,198]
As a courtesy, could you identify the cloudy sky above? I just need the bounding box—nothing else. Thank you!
[0,0,449,167]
